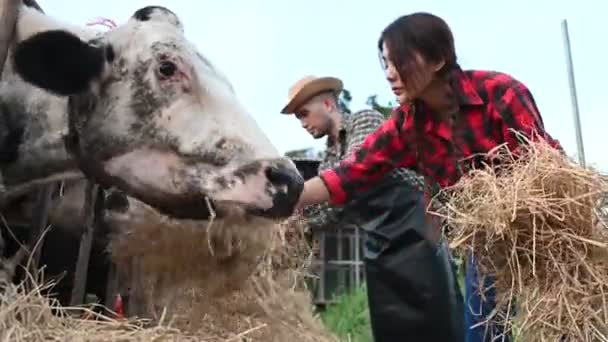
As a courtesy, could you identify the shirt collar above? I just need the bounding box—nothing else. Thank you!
[327,111,349,149]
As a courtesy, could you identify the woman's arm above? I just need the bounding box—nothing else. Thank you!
[300,109,388,226]
[297,109,416,208]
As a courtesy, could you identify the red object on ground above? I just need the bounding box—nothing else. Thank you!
[114,293,125,319]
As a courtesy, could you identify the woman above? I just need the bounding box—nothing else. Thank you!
[296,12,561,342]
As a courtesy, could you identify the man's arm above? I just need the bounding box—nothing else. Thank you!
[319,108,416,206]
[304,110,386,230]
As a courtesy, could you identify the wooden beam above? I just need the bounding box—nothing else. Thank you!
[70,181,100,306]
[0,0,20,79]
[27,184,56,271]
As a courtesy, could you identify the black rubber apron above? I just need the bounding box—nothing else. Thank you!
[342,178,465,342]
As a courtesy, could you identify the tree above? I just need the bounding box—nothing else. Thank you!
[338,89,352,114]
[366,94,395,119]
[284,147,316,159]
[340,89,395,118]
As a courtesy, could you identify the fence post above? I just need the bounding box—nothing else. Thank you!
[561,19,586,167]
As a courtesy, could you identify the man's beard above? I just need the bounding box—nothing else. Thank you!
[312,131,326,139]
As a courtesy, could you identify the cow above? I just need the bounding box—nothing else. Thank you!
[0,2,304,225]
[2,156,317,315]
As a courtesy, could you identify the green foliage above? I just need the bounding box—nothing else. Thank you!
[284,147,316,159]
[339,89,353,114]
[365,94,395,119]
[339,89,394,119]
[320,284,373,342]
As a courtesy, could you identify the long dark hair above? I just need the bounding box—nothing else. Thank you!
[378,12,461,200]
[378,12,458,88]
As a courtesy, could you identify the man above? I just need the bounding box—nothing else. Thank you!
[281,75,465,341]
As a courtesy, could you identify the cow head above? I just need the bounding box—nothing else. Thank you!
[11,5,303,220]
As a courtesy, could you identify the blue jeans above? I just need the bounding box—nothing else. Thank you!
[464,253,512,342]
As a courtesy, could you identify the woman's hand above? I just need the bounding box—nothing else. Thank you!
[295,176,331,211]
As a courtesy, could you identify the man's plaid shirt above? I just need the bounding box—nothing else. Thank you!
[303,109,425,231]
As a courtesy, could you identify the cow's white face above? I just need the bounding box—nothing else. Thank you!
[11,6,303,220]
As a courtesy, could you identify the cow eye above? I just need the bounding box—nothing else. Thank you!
[159,61,177,77]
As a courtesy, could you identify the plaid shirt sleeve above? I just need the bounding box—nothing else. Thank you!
[319,109,416,205]
[305,110,386,229]
[346,110,426,192]
[496,81,563,154]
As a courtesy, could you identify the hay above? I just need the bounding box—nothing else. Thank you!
[0,203,337,341]
[0,273,197,341]
[430,134,608,341]
[108,201,275,298]
[123,213,335,342]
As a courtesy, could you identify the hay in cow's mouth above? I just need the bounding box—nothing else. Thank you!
[429,134,608,342]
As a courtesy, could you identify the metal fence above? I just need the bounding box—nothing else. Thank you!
[291,158,366,306]
[308,224,365,305]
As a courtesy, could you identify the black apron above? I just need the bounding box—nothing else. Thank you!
[342,178,465,342]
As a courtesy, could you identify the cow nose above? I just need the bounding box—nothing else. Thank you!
[260,163,304,219]
[265,165,297,186]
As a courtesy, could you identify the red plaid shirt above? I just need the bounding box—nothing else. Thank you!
[320,68,562,205]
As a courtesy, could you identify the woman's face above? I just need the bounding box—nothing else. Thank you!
[381,41,443,104]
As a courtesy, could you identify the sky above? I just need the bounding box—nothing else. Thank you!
[39,0,607,171]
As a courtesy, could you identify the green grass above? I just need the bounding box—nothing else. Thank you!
[319,284,373,342]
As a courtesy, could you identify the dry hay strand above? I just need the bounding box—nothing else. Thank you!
[430,134,608,342]
[0,270,201,341]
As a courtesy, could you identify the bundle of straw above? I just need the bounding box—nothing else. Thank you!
[430,136,608,341]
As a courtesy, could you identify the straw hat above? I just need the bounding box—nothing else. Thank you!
[280,75,344,114]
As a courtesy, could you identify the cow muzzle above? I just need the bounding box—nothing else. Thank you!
[255,163,304,219]
[208,158,304,220]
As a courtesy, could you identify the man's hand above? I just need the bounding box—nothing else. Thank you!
[295,176,331,211]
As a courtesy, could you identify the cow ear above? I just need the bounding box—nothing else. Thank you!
[13,30,105,96]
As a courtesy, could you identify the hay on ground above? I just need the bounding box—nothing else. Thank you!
[430,134,608,342]
[0,205,336,341]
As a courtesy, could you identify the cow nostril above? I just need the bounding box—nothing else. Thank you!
[265,166,293,186]
[159,61,177,77]
[256,164,305,219]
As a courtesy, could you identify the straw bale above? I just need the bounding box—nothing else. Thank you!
[430,134,608,341]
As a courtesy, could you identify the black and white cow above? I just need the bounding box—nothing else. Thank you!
[0,3,303,223]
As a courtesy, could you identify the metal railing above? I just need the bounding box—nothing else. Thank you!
[291,158,366,306]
